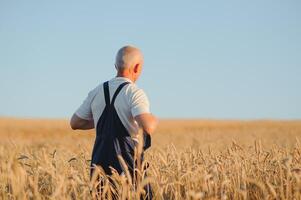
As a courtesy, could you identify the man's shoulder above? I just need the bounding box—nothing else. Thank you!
[99,78,148,99]
[87,83,103,98]
[107,77,145,94]
[124,83,147,96]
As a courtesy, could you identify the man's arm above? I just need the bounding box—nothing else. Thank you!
[70,86,98,130]
[70,113,94,130]
[134,113,158,134]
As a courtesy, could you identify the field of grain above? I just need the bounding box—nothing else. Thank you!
[0,118,301,199]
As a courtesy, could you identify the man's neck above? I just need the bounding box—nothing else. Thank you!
[116,72,134,83]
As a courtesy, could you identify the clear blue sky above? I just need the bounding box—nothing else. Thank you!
[0,0,300,119]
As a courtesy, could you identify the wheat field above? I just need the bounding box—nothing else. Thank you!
[0,118,301,199]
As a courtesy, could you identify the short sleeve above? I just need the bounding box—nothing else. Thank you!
[130,88,150,117]
[75,89,96,120]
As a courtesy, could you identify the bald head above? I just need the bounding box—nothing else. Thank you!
[115,45,144,70]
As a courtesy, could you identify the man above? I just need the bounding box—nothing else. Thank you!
[70,45,158,198]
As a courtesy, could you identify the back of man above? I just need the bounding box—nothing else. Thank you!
[75,76,150,141]
[75,77,151,174]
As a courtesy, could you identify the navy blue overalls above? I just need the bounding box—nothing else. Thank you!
[91,81,152,199]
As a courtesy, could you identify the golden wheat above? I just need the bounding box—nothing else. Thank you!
[0,118,301,199]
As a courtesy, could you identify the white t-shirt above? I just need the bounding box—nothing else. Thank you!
[75,77,150,138]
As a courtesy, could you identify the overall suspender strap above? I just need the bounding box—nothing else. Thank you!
[103,81,130,106]
[103,81,110,105]
[111,82,130,105]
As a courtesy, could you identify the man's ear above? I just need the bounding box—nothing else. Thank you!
[133,64,139,73]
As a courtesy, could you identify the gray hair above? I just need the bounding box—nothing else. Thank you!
[115,45,144,70]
